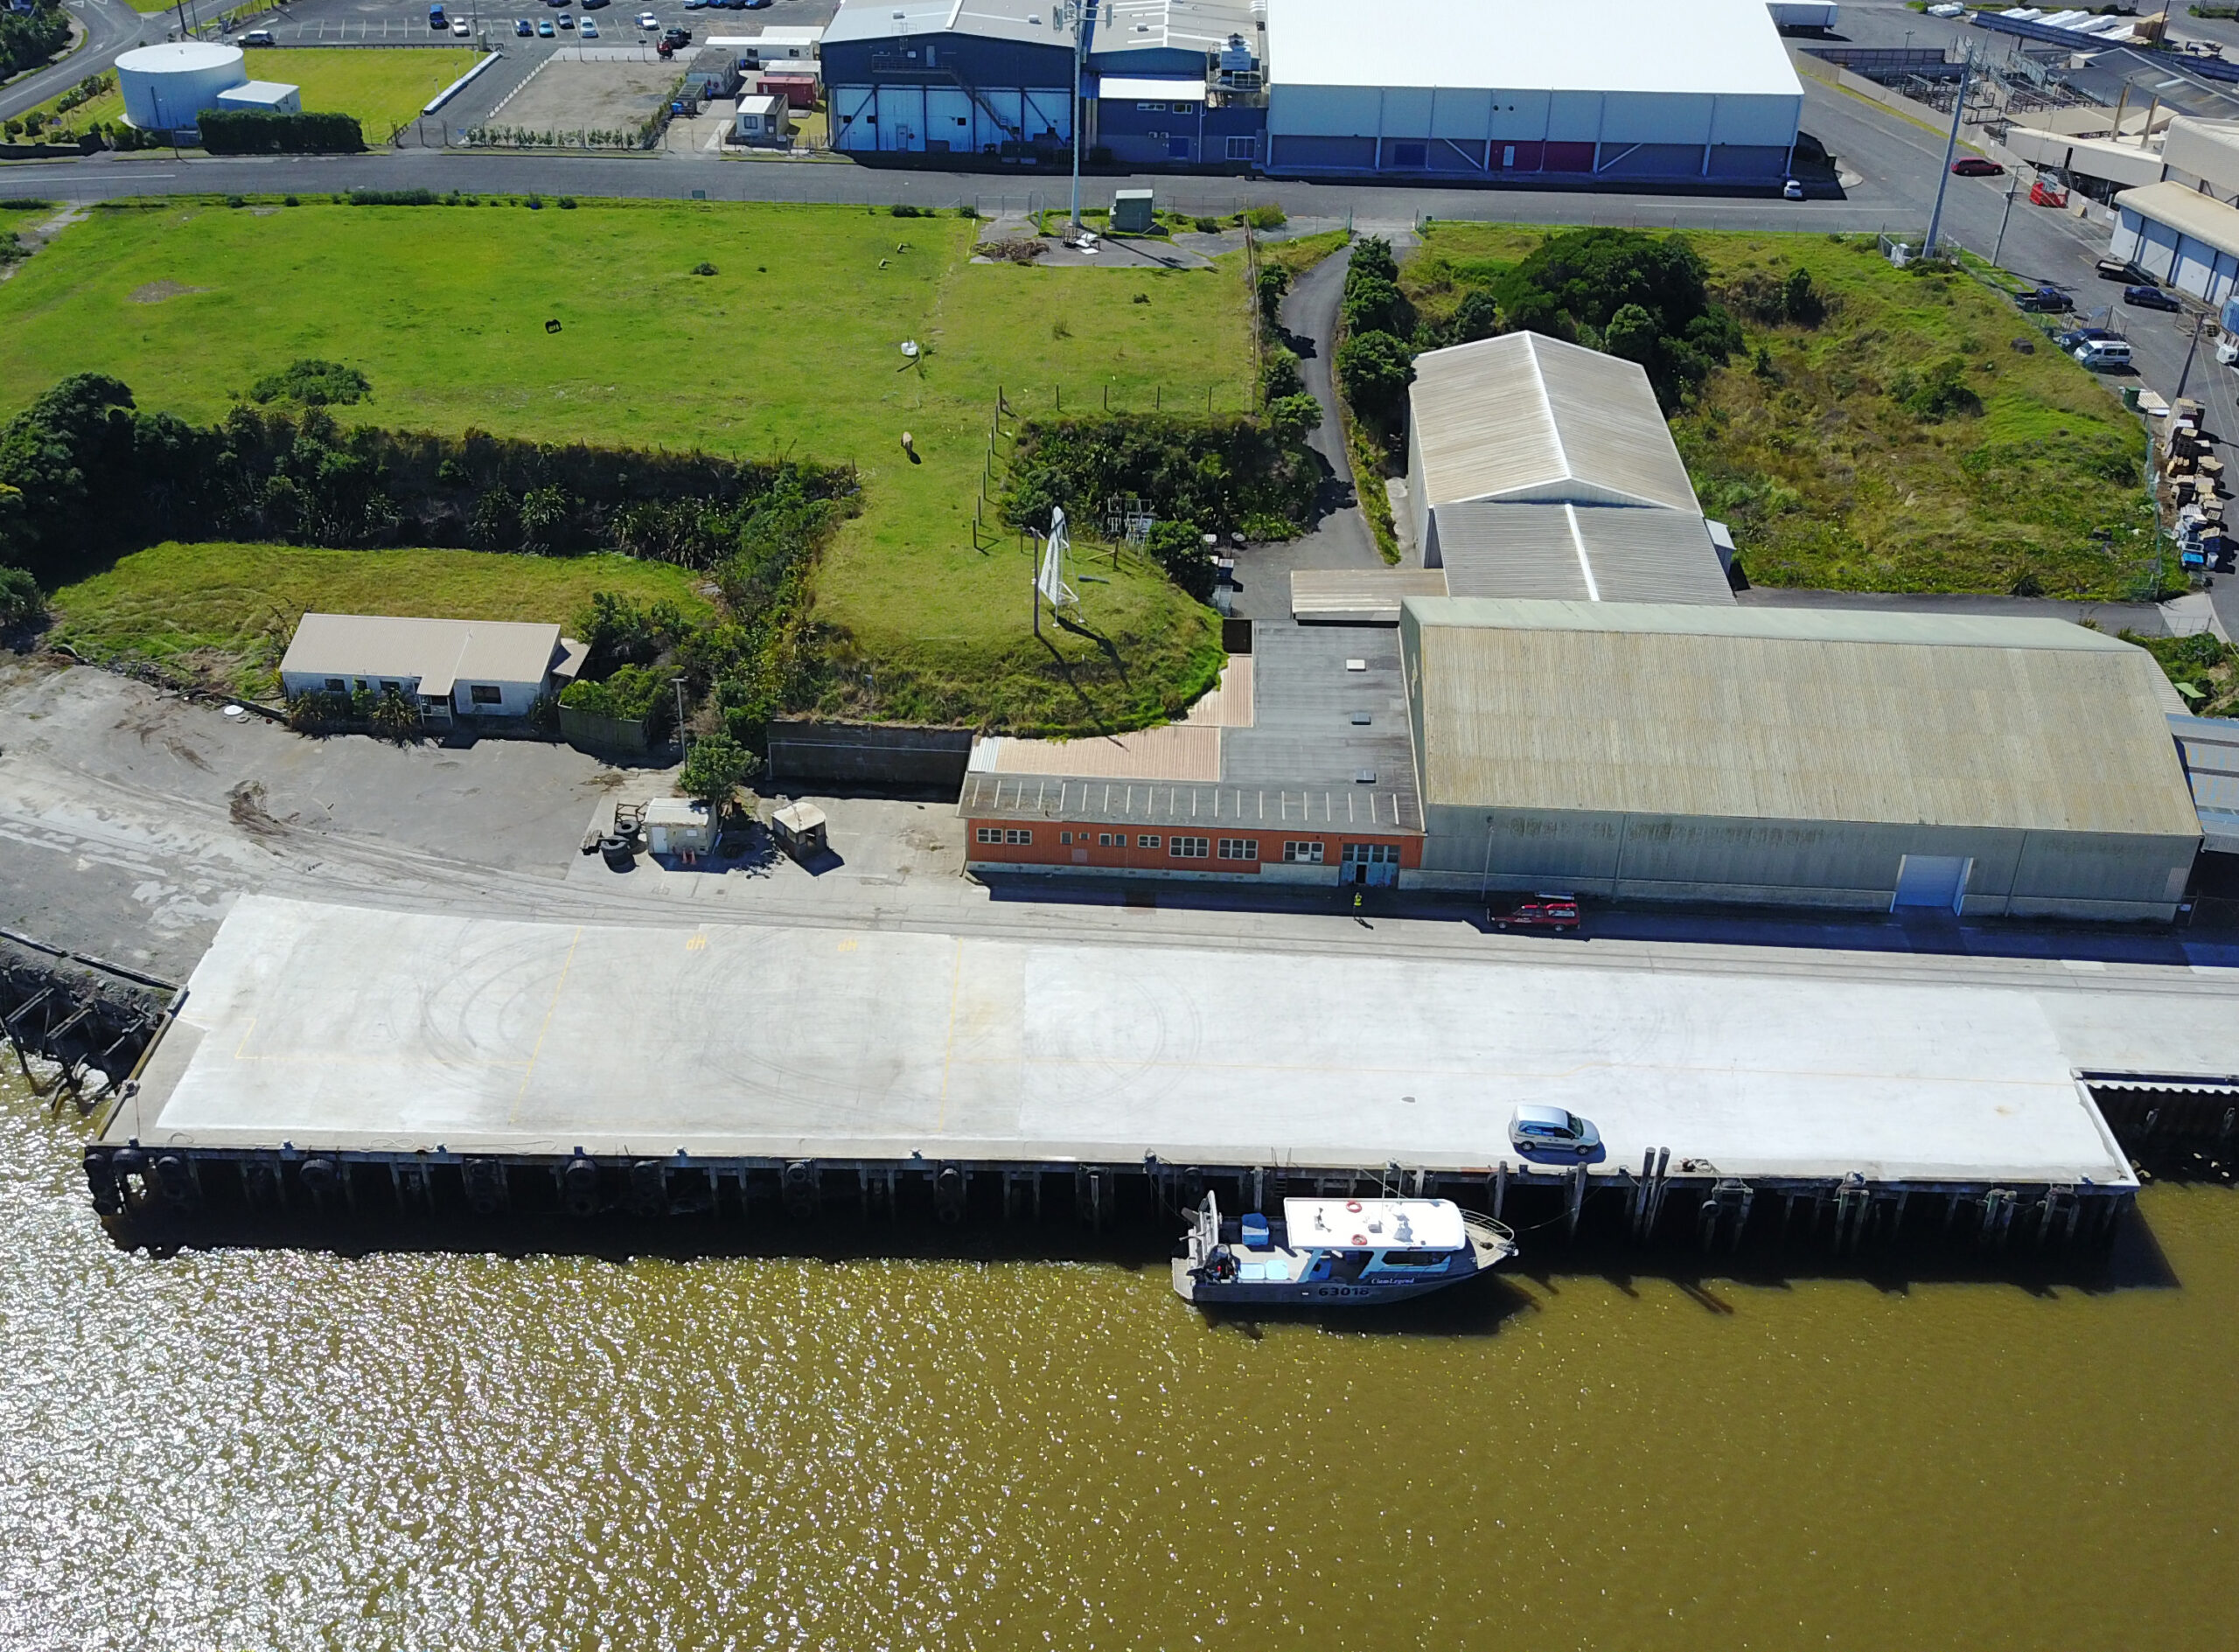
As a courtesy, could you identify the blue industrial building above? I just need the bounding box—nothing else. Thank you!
[822,0,1078,161]
[819,0,1797,185]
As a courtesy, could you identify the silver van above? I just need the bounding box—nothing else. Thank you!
[2074,338,2132,371]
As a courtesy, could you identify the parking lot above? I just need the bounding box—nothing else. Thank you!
[251,0,836,47]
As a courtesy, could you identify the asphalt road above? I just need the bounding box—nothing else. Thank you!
[0,0,155,123]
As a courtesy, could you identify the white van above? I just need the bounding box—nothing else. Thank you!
[2075,338,2132,372]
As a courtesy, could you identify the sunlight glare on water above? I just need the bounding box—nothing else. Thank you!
[2,1071,2233,1650]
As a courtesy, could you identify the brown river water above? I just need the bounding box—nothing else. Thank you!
[3,1071,2233,1651]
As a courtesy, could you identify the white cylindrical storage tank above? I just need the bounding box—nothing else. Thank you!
[116,43,247,131]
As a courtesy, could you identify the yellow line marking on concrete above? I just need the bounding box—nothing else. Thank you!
[935,935,965,1133]
[512,926,583,1122]
[233,1016,256,1060]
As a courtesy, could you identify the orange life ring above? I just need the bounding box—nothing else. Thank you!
[1344,1199,1363,1213]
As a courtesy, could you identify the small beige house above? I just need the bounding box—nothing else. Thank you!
[278,613,587,722]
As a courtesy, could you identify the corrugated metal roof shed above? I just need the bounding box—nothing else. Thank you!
[2171,712,2239,851]
[1410,332,1701,516]
[823,0,1073,49]
[1266,0,1802,98]
[1404,598,2201,835]
[278,614,568,694]
[2116,178,2239,261]
[959,624,1421,831]
[1093,0,1261,58]
[1290,568,1450,624]
[1433,502,1735,605]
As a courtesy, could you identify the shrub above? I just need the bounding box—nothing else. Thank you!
[1144,519,1217,602]
[560,661,674,736]
[692,261,718,275]
[1242,204,1286,230]
[248,359,372,407]
[889,202,924,217]
[225,194,247,208]
[1265,393,1321,445]
[0,564,44,630]
[345,187,437,206]
[199,110,365,156]
[284,690,346,733]
[1262,347,1303,401]
[1001,414,1317,545]
[956,204,979,219]
[367,688,421,742]
[1889,356,1982,421]
[1193,215,1218,234]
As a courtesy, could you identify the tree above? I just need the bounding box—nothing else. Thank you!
[1255,264,1289,324]
[677,732,757,823]
[1340,271,1410,338]
[1348,236,1399,285]
[1601,303,1662,373]
[1335,331,1414,417]
[1265,393,1322,446]
[1489,227,1741,408]
[1449,288,1501,345]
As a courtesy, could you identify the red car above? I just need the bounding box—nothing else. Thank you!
[1489,896,1580,932]
[1950,157,2005,178]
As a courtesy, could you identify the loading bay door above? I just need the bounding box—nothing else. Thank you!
[1892,854,1972,913]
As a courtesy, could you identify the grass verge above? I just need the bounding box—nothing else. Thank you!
[1404,222,2156,598]
[49,541,712,697]
[0,198,1247,731]
[252,47,485,138]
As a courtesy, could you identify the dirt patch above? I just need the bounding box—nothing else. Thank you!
[129,281,210,304]
[227,780,288,839]
[495,59,683,134]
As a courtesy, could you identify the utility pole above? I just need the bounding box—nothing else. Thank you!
[1991,176,2019,268]
[1924,48,1972,260]
[2176,312,2207,402]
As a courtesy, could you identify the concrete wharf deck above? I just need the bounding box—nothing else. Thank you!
[86,896,2147,1251]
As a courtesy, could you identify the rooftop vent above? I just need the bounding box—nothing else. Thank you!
[1355,770,1378,784]
[1344,658,1365,672]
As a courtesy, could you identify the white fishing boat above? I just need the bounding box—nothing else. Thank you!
[1171,1192,1517,1307]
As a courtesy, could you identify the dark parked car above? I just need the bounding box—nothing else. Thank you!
[2014,284,2072,312]
[2056,325,2118,351]
[1950,156,2004,177]
[664,24,692,42]
[2124,283,2183,311]
[2096,255,2150,282]
[514,16,532,31]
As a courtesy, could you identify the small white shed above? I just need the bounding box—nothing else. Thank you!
[645,798,715,855]
[735,93,791,145]
[214,80,302,114]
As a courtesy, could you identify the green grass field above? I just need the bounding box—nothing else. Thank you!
[1,199,1248,731]
[11,48,481,139]
[10,77,122,136]
[1405,223,2154,598]
[255,47,484,137]
[50,542,712,695]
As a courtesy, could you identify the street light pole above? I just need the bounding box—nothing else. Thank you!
[1991,176,2018,268]
[1924,47,1972,259]
[1064,0,1095,231]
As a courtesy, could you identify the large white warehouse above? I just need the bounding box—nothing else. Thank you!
[116,42,247,131]
[1262,0,1803,183]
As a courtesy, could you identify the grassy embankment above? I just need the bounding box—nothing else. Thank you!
[0,199,1251,732]
[12,49,483,139]
[50,543,711,693]
[1402,222,2155,598]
